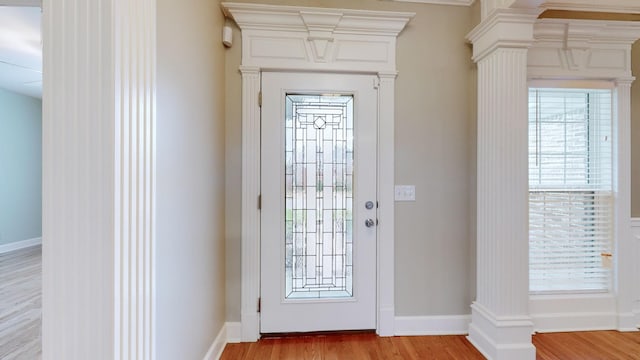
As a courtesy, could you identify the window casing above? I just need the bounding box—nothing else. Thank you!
[528,87,613,294]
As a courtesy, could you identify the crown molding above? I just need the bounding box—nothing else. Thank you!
[222,2,415,36]
[541,1,640,14]
[528,17,640,79]
[467,8,539,62]
[387,0,475,6]
[222,2,415,72]
[534,18,640,44]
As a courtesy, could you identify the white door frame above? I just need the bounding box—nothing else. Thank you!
[221,2,414,341]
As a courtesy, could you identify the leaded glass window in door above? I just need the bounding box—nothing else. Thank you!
[284,94,354,299]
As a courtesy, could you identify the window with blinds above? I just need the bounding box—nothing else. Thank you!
[528,88,613,293]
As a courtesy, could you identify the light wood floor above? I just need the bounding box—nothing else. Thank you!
[0,245,41,360]
[221,331,640,359]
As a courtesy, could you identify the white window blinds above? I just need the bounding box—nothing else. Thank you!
[528,88,613,293]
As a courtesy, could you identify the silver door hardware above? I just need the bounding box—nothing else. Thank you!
[365,219,375,228]
[365,201,374,210]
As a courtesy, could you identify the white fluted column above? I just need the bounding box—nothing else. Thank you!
[239,66,262,342]
[43,0,156,359]
[466,9,537,360]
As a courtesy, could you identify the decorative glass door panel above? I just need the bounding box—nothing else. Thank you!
[261,72,377,333]
[285,94,354,299]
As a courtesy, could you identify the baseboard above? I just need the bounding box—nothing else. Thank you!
[0,237,41,254]
[394,315,471,336]
[203,324,228,360]
[203,322,243,360]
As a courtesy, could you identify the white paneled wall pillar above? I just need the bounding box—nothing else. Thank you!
[239,65,261,342]
[466,9,538,360]
[614,79,639,330]
[43,0,156,358]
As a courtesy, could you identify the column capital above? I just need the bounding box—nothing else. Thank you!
[377,71,398,80]
[239,65,260,76]
[616,77,636,87]
[466,8,539,63]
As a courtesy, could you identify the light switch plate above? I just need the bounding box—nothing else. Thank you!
[394,185,415,201]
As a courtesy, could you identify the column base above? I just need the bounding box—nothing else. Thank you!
[467,302,535,360]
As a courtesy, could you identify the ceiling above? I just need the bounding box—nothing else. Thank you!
[0,6,41,99]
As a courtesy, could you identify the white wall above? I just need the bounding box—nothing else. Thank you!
[157,0,226,358]
[224,0,478,321]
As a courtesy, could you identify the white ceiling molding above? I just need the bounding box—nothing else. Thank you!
[388,0,475,6]
[222,2,415,72]
[540,0,640,14]
[483,1,640,20]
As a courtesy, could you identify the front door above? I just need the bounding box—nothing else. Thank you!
[260,72,378,333]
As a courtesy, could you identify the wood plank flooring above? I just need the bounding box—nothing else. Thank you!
[2,245,639,360]
[533,331,640,360]
[221,333,483,360]
[0,246,41,360]
[221,330,640,359]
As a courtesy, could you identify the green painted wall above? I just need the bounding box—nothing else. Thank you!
[0,88,42,246]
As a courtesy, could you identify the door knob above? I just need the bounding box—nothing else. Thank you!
[365,219,375,228]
